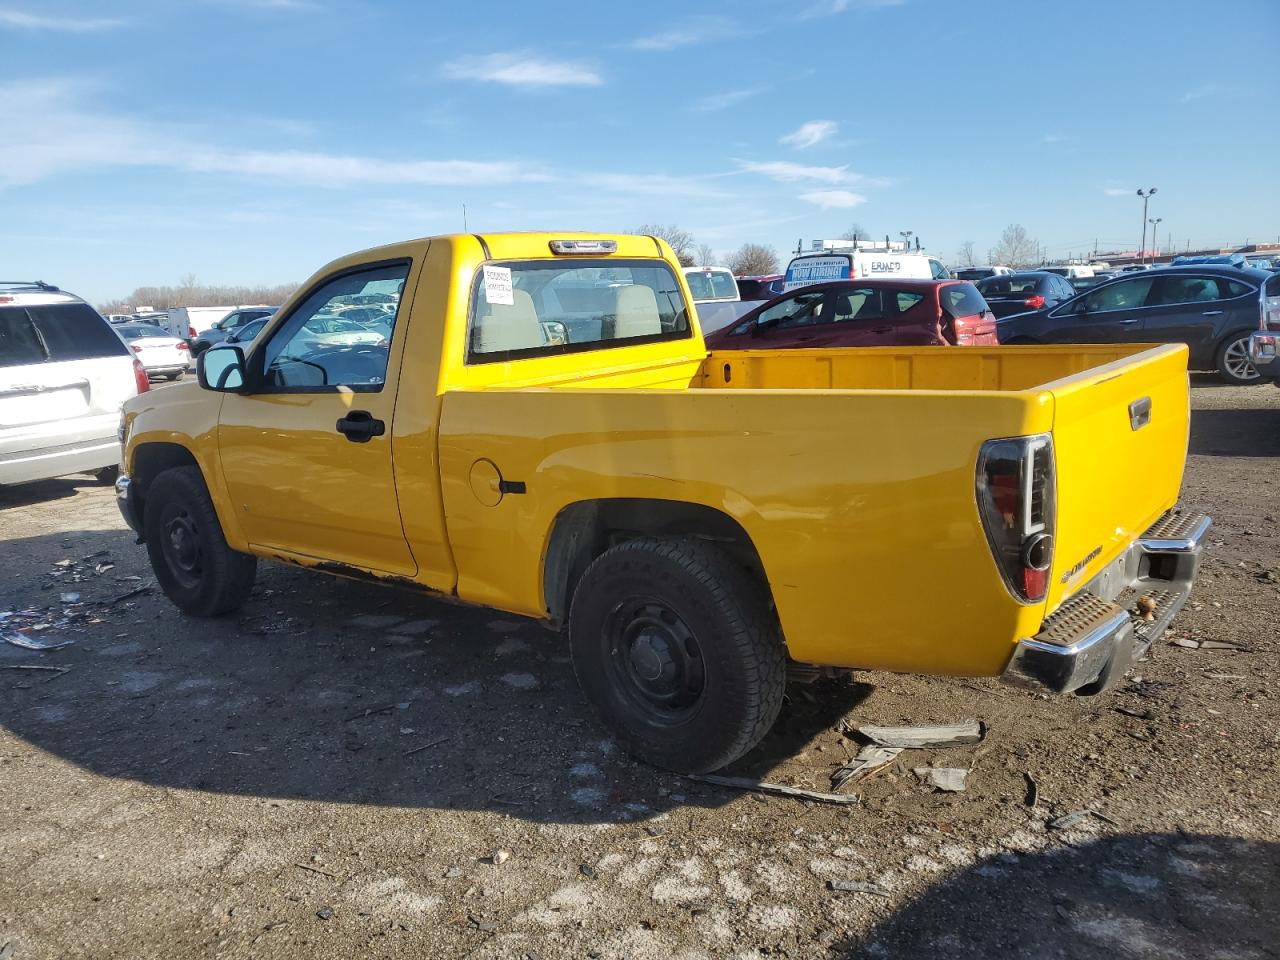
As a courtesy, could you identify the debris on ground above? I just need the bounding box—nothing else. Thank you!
[1136,595,1158,621]
[1046,809,1120,831]
[828,879,890,897]
[914,767,969,792]
[831,746,902,790]
[1,629,75,651]
[1199,640,1244,651]
[855,722,985,749]
[315,906,334,920]
[686,774,861,806]
[1024,771,1038,808]
[1171,637,1201,649]
[489,849,511,865]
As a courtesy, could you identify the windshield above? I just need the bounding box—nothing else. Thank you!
[118,324,169,340]
[1,303,130,368]
[684,270,738,301]
[468,258,691,363]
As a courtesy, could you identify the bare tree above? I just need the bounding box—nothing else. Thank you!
[633,223,696,266]
[956,241,977,268]
[97,280,300,316]
[988,224,1039,268]
[695,243,717,267]
[726,243,780,276]
[841,223,870,243]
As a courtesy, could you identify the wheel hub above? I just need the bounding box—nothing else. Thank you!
[608,600,705,724]
[163,512,202,579]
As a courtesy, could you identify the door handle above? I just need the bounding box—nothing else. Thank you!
[1202,310,1224,316]
[1117,318,1140,325]
[335,410,385,443]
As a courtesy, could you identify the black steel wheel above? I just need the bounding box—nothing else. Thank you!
[143,465,256,616]
[569,537,785,773]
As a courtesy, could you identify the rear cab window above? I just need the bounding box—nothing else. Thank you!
[685,270,738,301]
[0,302,129,368]
[467,259,691,363]
[941,283,989,317]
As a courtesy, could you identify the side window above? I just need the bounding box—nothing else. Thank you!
[831,288,883,323]
[768,290,828,329]
[1083,277,1155,313]
[896,291,926,312]
[1150,276,1223,306]
[1221,279,1255,299]
[259,261,409,390]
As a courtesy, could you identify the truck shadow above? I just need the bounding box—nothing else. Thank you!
[830,832,1279,959]
[1189,406,1280,457]
[1,528,871,825]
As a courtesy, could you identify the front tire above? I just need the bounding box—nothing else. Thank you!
[569,538,785,773]
[143,465,256,616]
[1216,334,1260,384]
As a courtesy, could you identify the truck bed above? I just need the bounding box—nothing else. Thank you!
[437,342,1190,677]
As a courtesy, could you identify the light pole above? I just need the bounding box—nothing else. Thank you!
[1148,217,1163,263]
[899,230,912,253]
[1137,187,1157,263]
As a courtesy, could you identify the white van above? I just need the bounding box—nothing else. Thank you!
[783,252,949,291]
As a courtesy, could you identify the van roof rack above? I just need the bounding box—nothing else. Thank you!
[0,280,61,292]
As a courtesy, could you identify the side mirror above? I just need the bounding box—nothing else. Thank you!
[198,346,247,392]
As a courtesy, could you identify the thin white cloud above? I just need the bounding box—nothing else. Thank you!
[0,7,123,30]
[798,190,866,209]
[585,173,731,199]
[441,52,602,87]
[1103,187,1132,196]
[736,159,858,184]
[691,88,761,112]
[780,120,837,149]
[1181,84,1218,102]
[802,0,905,18]
[630,15,739,51]
[1041,132,1067,144]
[0,78,548,188]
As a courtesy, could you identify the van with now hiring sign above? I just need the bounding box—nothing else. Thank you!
[783,251,949,291]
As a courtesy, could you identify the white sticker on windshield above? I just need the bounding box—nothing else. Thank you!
[483,265,514,306]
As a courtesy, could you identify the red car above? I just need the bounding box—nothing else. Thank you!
[705,279,997,350]
[734,274,786,301]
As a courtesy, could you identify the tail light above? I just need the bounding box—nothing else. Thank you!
[976,435,1055,603]
[177,341,190,351]
[132,358,150,394]
[1022,294,1046,309]
[189,325,197,338]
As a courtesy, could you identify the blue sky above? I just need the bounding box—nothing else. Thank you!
[2,0,1278,302]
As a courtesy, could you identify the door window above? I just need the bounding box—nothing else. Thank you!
[749,290,828,331]
[831,288,884,323]
[1082,277,1155,313]
[258,261,409,390]
[1148,275,1229,306]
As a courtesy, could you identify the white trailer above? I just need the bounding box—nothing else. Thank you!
[166,306,271,339]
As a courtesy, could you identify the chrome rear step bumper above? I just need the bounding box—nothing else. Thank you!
[1004,509,1210,695]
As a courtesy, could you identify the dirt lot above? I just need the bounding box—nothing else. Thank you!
[2,376,1277,960]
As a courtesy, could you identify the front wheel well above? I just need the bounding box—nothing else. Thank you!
[543,499,770,626]
[130,442,201,531]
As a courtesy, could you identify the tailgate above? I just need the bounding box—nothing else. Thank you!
[1044,344,1190,611]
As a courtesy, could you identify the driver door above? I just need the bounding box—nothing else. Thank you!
[215,259,417,576]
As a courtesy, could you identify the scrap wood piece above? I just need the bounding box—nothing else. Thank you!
[856,722,985,749]
[831,746,903,791]
[1024,771,1038,808]
[686,773,861,806]
[2,630,75,651]
[103,586,152,606]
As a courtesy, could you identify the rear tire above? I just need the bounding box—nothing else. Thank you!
[143,465,256,616]
[569,537,785,773]
[94,465,119,485]
[1215,334,1260,384]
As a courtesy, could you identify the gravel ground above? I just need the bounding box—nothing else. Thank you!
[1,376,1277,960]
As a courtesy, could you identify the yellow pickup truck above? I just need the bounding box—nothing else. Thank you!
[116,232,1209,772]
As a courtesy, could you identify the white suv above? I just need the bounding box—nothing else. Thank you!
[1,281,148,485]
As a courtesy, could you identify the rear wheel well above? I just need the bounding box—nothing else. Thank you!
[543,499,770,626]
[130,443,201,531]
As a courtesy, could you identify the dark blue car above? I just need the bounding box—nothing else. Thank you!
[996,265,1277,383]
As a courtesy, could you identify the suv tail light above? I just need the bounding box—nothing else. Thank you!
[1022,294,1046,309]
[132,358,150,394]
[189,325,198,339]
[977,435,1055,603]
[177,341,189,351]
